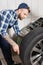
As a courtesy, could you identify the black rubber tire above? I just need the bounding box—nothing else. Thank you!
[20,27,43,65]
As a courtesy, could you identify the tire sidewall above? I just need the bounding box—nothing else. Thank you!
[24,33,43,65]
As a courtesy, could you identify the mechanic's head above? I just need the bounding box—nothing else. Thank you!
[16,3,30,20]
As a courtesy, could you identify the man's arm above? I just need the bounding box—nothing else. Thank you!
[3,34,20,54]
[0,11,20,55]
[13,20,21,35]
[13,20,25,37]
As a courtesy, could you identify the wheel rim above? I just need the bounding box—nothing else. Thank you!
[30,39,43,65]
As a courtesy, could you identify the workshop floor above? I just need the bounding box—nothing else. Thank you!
[0,48,23,65]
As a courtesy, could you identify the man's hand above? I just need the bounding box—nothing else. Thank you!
[12,43,20,55]
[3,34,20,55]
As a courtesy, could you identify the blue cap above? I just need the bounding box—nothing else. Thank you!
[18,3,29,9]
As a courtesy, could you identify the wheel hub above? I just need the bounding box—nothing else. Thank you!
[30,39,43,65]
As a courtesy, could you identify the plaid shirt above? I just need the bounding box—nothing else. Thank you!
[0,10,20,36]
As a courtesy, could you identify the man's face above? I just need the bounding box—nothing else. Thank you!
[18,9,29,20]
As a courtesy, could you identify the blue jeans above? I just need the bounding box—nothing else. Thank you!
[0,61,2,65]
[0,35,14,65]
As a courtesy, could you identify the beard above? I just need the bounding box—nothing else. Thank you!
[18,14,23,20]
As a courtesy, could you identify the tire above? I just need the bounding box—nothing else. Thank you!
[20,27,43,65]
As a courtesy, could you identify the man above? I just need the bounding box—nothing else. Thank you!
[0,3,30,65]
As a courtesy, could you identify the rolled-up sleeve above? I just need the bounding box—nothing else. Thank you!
[0,22,8,36]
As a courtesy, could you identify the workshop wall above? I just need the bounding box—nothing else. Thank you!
[39,0,43,17]
[0,0,7,10]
